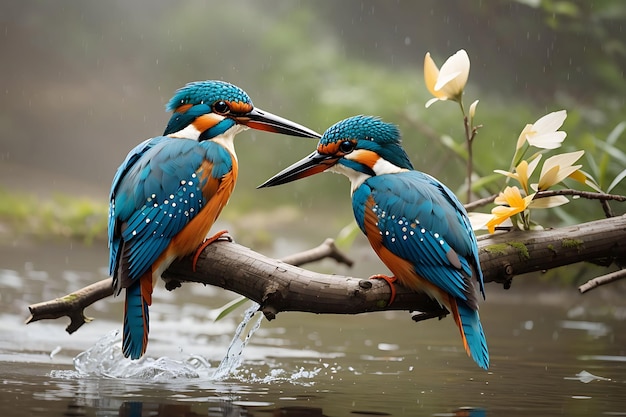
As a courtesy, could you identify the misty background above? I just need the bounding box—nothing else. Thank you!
[1,0,625,231]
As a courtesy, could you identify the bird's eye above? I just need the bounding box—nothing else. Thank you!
[339,140,355,154]
[213,101,230,114]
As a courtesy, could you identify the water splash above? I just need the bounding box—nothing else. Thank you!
[73,329,203,380]
[212,302,264,380]
[71,302,320,384]
[72,303,264,380]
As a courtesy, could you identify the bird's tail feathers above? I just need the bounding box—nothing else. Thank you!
[122,273,153,359]
[448,296,490,370]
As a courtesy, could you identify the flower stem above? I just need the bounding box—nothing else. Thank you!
[465,115,473,203]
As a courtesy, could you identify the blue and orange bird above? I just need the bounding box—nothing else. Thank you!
[109,80,321,359]
[259,115,489,369]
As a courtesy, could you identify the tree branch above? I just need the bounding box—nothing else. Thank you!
[464,189,626,212]
[25,238,356,333]
[578,269,626,294]
[26,215,626,333]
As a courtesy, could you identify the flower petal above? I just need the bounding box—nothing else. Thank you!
[434,49,470,98]
[467,212,493,231]
[494,169,518,180]
[469,100,479,119]
[424,52,444,98]
[529,195,570,208]
[516,124,533,150]
[532,110,567,134]
[527,154,542,176]
[527,131,567,149]
[538,150,585,189]
[537,165,561,190]
[568,170,587,184]
[543,150,585,172]
[425,97,442,108]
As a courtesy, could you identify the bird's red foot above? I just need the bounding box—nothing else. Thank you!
[369,274,398,305]
[192,230,232,272]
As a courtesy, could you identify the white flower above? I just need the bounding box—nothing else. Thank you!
[516,110,567,150]
[533,150,585,191]
[469,100,479,119]
[424,49,470,108]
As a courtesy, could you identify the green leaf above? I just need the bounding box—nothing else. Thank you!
[214,296,250,322]
[335,220,361,250]
[596,141,626,166]
[607,168,626,193]
[439,134,467,160]
[471,173,503,191]
[606,121,626,146]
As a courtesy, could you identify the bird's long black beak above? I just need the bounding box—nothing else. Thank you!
[258,151,339,188]
[236,108,321,139]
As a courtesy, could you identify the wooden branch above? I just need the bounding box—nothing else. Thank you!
[25,238,355,333]
[26,215,626,333]
[25,279,111,333]
[477,215,626,286]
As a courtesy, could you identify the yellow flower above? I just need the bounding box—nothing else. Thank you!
[516,110,567,150]
[533,150,585,191]
[467,212,494,231]
[494,156,542,195]
[424,49,470,108]
[486,186,533,233]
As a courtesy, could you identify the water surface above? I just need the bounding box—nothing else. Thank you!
[1,241,625,416]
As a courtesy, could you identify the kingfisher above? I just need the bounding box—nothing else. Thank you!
[109,80,321,359]
[259,115,489,369]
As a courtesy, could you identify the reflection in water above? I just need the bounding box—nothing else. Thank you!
[116,401,331,417]
[93,401,486,417]
[119,401,207,417]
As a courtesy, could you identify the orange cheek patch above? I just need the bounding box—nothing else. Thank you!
[175,103,193,114]
[228,101,253,113]
[193,113,223,132]
[350,150,379,170]
[318,142,341,155]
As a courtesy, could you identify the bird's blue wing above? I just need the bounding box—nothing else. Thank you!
[109,137,169,278]
[109,136,233,286]
[354,171,482,302]
[423,172,484,297]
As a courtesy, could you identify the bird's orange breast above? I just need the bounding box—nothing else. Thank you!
[158,157,238,263]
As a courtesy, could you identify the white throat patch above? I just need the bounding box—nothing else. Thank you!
[371,157,405,176]
[213,124,247,162]
[329,150,406,194]
[327,163,371,195]
[168,124,202,140]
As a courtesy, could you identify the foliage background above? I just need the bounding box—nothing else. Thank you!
[1,0,625,246]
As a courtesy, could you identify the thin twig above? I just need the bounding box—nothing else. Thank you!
[601,200,614,218]
[535,189,626,202]
[579,269,626,294]
[279,238,353,268]
[464,115,473,203]
[464,194,498,211]
[463,189,626,213]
